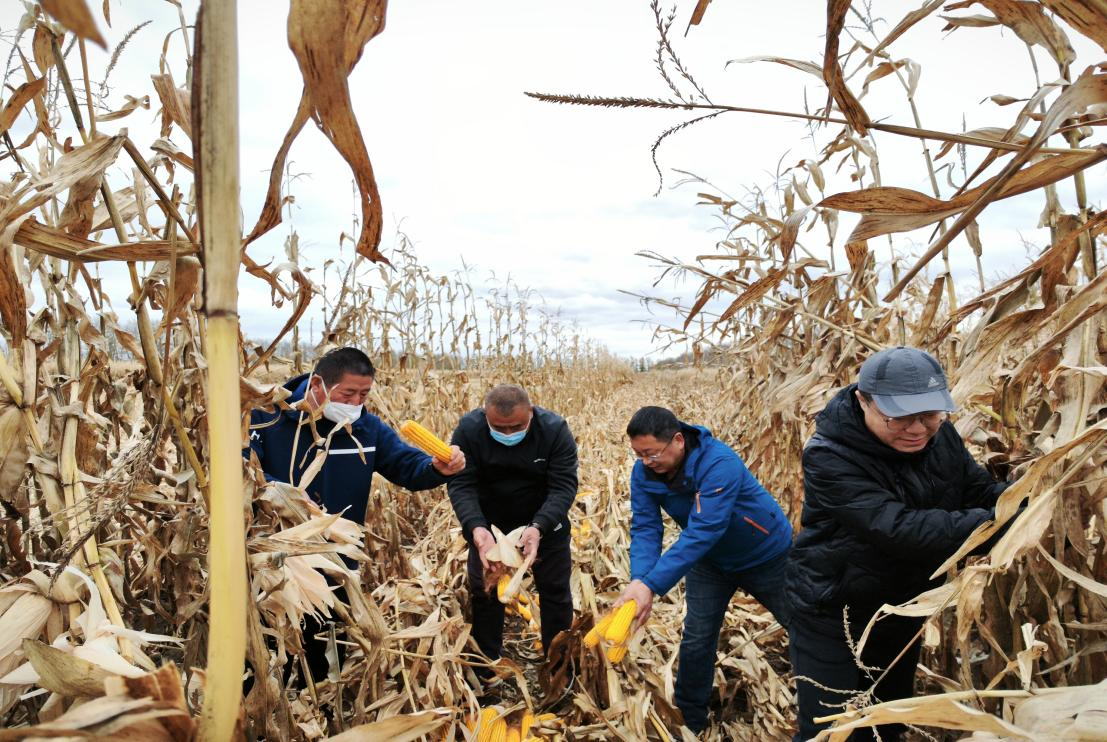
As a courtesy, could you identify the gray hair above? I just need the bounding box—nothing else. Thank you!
[484,384,531,416]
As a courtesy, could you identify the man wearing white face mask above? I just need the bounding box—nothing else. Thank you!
[447,384,578,685]
[247,347,465,521]
[246,347,465,684]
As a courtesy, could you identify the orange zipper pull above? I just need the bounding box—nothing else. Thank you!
[744,516,769,535]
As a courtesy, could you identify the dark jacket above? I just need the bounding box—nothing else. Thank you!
[246,373,448,523]
[447,406,578,540]
[786,384,1008,615]
[630,424,792,596]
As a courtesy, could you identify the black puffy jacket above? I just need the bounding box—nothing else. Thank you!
[447,406,578,541]
[786,384,1008,615]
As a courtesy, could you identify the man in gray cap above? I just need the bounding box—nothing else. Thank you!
[786,346,1008,741]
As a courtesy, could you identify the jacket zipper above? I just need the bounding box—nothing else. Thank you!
[744,516,769,535]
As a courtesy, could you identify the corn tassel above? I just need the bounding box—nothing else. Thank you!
[583,610,615,647]
[604,600,637,644]
[399,419,453,461]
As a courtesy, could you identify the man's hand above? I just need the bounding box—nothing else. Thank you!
[432,445,466,476]
[614,579,655,630]
[519,525,541,561]
[471,526,497,571]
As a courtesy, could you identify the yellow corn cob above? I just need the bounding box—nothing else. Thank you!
[607,644,628,663]
[520,711,535,737]
[489,718,507,742]
[399,420,453,462]
[583,610,615,647]
[472,708,500,742]
[506,727,521,742]
[604,600,637,644]
[497,574,511,601]
[532,639,542,651]
[517,602,533,622]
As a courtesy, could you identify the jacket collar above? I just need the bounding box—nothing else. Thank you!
[638,422,711,487]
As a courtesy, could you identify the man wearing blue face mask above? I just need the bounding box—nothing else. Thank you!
[447,384,578,681]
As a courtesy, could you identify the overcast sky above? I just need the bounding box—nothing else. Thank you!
[3,1,1104,357]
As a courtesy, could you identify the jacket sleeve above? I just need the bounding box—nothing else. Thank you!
[803,444,993,561]
[243,410,279,483]
[629,467,664,583]
[641,458,745,596]
[374,422,449,492]
[447,422,489,540]
[958,439,1009,509]
[529,420,578,534]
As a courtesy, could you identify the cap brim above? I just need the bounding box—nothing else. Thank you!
[872,388,956,417]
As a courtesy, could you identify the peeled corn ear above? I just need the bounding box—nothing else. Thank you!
[520,711,535,737]
[506,727,521,742]
[469,707,501,742]
[604,600,637,644]
[496,575,511,601]
[607,644,629,663]
[399,420,453,461]
[583,610,615,648]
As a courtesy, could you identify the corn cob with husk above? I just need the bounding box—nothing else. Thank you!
[520,711,559,740]
[399,419,453,461]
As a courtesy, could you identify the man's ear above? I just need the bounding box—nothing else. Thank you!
[307,375,325,403]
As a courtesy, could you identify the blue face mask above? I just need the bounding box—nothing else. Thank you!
[489,426,527,446]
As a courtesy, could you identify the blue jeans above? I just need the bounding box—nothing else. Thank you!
[674,550,793,732]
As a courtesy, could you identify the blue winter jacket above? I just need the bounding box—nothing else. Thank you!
[245,373,448,523]
[630,424,792,596]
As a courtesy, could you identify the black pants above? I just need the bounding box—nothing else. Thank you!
[467,532,573,662]
[294,583,348,687]
[790,607,923,742]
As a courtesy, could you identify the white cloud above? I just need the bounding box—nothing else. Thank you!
[3,1,1104,359]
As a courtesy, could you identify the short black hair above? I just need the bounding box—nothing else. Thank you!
[484,384,531,416]
[626,406,680,440]
[314,347,375,385]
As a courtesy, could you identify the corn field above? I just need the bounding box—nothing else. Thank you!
[0,1,1105,741]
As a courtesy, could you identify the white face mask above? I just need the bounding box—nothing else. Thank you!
[322,401,362,426]
[310,375,363,426]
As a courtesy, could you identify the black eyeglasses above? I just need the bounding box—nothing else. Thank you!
[633,434,676,462]
[864,399,948,432]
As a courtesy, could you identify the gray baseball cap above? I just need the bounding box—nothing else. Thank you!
[858,346,956,417]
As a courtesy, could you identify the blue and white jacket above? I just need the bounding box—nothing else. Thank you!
[246,373,448,523]
[630,424,792,596]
